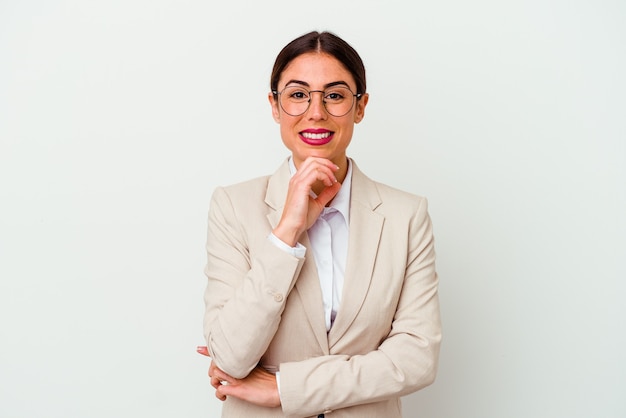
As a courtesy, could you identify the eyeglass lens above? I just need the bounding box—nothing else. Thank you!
[279,86,356,117]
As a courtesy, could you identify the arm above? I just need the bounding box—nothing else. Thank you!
[279,198,441,417]
[203,186,305,379]
[204,157,340,379]
[197,346,281,408]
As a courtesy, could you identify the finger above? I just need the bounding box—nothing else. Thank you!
[210,368,228,390]
[216,377,240,400]
[297,157,336,172]
[214,369,237,386]
[196,346,210,356]
[316,182,341,207]
[211,374,222,389]
[295,158,338,183]
[209,361,218,383]
[209,360,221,388]
[211,364,237,385]
[300,156,339,172]
[215,387,227,401]
[291,169,335,190]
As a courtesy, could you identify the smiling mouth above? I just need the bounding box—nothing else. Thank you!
[299,130,334,146]
[301,131,332,140]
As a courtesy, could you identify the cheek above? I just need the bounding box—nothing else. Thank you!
[279,116,299,133]
[279,120,300,147]
[280,121,293,136]
[339,121,355,138]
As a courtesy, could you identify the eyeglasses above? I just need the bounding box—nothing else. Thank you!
[272,85,362,117]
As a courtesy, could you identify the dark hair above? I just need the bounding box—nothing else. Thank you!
[270,31,366,98]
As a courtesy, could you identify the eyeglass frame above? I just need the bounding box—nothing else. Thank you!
[271,85,363,117]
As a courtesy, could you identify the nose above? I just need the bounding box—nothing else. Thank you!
[306,90,327,120]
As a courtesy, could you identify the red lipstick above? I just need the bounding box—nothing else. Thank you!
[299,129,334,146]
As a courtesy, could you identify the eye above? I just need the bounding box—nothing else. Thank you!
[325,90,347,102]
[284,87,309,101]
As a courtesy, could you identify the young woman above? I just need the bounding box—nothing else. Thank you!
[198,31,441,418]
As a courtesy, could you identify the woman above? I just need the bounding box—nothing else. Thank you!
[198,31,441,417]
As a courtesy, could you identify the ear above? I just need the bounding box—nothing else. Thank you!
[354,93,369,124]
[269,92,281,123]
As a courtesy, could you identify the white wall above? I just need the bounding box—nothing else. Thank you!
[1,1,624,417]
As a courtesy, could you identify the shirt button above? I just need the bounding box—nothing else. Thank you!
[273,293,283,302]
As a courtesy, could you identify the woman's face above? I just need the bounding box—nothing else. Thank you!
[269,52,368,170]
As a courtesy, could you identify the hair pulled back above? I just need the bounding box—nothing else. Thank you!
[270,31,366,98]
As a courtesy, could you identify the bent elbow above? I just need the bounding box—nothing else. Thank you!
[207,335,256,379]
[408,344,440,393]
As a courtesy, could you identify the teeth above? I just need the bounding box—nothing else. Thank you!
[302,131,331,140]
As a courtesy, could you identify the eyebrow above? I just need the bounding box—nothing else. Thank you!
[284,79,352,89]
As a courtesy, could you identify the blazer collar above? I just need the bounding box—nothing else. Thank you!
[265,158,291,216]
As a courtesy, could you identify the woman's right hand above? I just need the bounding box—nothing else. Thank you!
[272,157,341,247]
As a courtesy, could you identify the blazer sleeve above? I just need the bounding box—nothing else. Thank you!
[278,197,442,417]
[203,186,305,378]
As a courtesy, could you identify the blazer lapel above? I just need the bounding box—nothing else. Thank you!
[292,233,330,354]
[265,159,330,355]
[328,161,384,348]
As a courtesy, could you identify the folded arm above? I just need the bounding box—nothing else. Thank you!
[203,186,305,378]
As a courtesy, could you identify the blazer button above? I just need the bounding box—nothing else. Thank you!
[273,293,283,302]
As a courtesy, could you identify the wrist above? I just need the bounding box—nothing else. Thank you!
[272,224,302,247]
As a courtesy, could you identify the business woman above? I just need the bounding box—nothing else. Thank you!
[198,31,442,417]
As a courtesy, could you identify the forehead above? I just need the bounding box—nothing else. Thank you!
[278,52,356,89]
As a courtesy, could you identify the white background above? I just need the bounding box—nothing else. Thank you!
[1,0,624,417]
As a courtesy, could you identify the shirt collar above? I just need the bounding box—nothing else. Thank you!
[288,157,352,224]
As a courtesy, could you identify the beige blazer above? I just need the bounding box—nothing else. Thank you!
[204,159,441,418]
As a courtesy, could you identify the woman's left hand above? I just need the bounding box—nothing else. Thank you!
[196,346,281,408]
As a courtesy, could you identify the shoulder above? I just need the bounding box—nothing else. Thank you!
[374,180,426,205]
[214,174,271,198]
[373,182,429,225]
[210,158,290,207]
[209,174,272,216]
[351,161,428,217]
